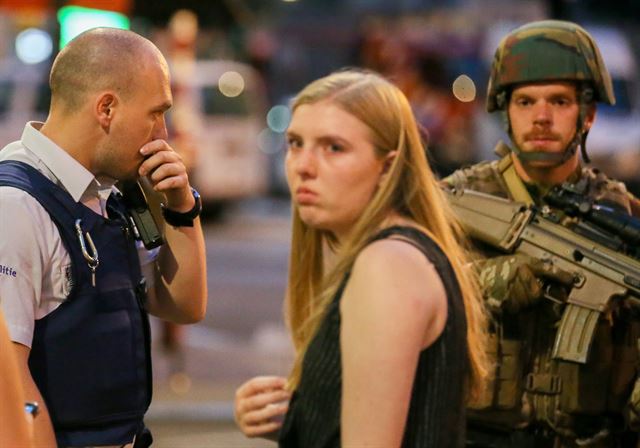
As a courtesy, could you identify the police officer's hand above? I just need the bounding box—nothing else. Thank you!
[477,254,575,313]
[234,376,291,439]
[138,139,194,212]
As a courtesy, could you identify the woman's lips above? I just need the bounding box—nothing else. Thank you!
[296,187,317,204]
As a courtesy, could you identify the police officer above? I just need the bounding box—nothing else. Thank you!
[0,28,207,447]
[444,20,640,447]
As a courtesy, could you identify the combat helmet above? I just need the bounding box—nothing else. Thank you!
[486,20,616,164]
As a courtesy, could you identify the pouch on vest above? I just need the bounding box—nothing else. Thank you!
[470,331,525,412]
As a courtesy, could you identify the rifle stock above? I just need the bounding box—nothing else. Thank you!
[446,188,640,364]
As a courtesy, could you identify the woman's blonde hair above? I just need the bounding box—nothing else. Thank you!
[285,69,489,401]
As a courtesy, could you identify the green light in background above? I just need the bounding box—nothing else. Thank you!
[57,6,130,49]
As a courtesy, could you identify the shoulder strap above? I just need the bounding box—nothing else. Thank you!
[0,160,98,290]
[368,226,450,269]
[496,154,534,205]
[0,160,80,216]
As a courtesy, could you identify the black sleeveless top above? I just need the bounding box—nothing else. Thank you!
[279,226,468,448]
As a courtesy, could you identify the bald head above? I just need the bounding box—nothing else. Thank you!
[49,27,167,113]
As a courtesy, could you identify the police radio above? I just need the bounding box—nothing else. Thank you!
[120,180,164,250]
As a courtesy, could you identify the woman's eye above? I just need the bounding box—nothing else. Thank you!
[328,143,343,153]
[287,138,301,149]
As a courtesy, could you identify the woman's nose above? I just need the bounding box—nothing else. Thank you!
[292,147,317,178]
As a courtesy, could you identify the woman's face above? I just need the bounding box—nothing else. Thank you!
[285,100,388,241]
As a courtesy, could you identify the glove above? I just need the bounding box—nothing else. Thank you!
[477,254,575,314]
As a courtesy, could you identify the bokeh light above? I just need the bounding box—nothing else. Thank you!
[57,6,130,49]
[267,105,291,133]
[15,28,53,64]
[452,74,476,102]
[258,128,286,154]
[218,71,245,98]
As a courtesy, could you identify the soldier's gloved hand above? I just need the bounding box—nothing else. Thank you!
[477,254,575,314]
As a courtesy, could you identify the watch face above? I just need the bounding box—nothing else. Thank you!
[191,188,202,216]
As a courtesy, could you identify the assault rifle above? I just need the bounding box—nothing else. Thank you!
[445,187,640,364]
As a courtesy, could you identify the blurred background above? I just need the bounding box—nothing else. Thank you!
[0,0,638,446]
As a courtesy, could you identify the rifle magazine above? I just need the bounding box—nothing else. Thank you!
[552,304,600,364]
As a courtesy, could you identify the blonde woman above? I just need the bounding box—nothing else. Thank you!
[234,69,488,447]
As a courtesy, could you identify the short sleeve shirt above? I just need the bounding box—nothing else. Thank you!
[0,122,158,347]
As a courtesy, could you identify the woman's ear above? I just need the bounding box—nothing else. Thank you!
[383,150,398,173]
[378,150,398,185]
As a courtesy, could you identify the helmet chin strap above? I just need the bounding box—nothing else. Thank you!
[508,129,582,165]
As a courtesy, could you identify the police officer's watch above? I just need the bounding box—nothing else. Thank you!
[161,188,202,227]
[25,401,39,418]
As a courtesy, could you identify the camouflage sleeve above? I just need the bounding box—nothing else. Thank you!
[441,168,467,189]
[441,160,510,198]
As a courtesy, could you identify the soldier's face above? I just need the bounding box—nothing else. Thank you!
[508,82,595,167]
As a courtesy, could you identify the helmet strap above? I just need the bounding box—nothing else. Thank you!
[509,141,575,164]
[576,84,594,163]
[579,129,590,163]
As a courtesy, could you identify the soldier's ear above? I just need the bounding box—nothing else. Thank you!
[584,104,597,131]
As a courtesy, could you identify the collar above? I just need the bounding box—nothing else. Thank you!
[522,164,584,200]
[20,122,115,202]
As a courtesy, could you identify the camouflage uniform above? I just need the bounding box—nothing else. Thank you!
[444,20,640,448]
[445,146,640,448]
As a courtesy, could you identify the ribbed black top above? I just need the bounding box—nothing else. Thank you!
[279,226,468,448]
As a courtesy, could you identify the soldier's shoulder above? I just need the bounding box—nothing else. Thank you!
[443,160,507,195]
[443,160,498,185]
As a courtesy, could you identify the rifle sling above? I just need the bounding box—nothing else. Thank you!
[497,154,535,206]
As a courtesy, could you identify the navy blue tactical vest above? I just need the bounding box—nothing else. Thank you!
[0,161,152,447]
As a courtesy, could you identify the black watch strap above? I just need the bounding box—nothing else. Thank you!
[161,188,202,227]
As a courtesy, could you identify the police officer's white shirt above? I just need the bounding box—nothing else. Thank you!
[0,121,158,348]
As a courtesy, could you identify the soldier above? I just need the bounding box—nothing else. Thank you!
[444,20,640,447]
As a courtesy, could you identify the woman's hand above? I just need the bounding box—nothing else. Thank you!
[234,376,291,440]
